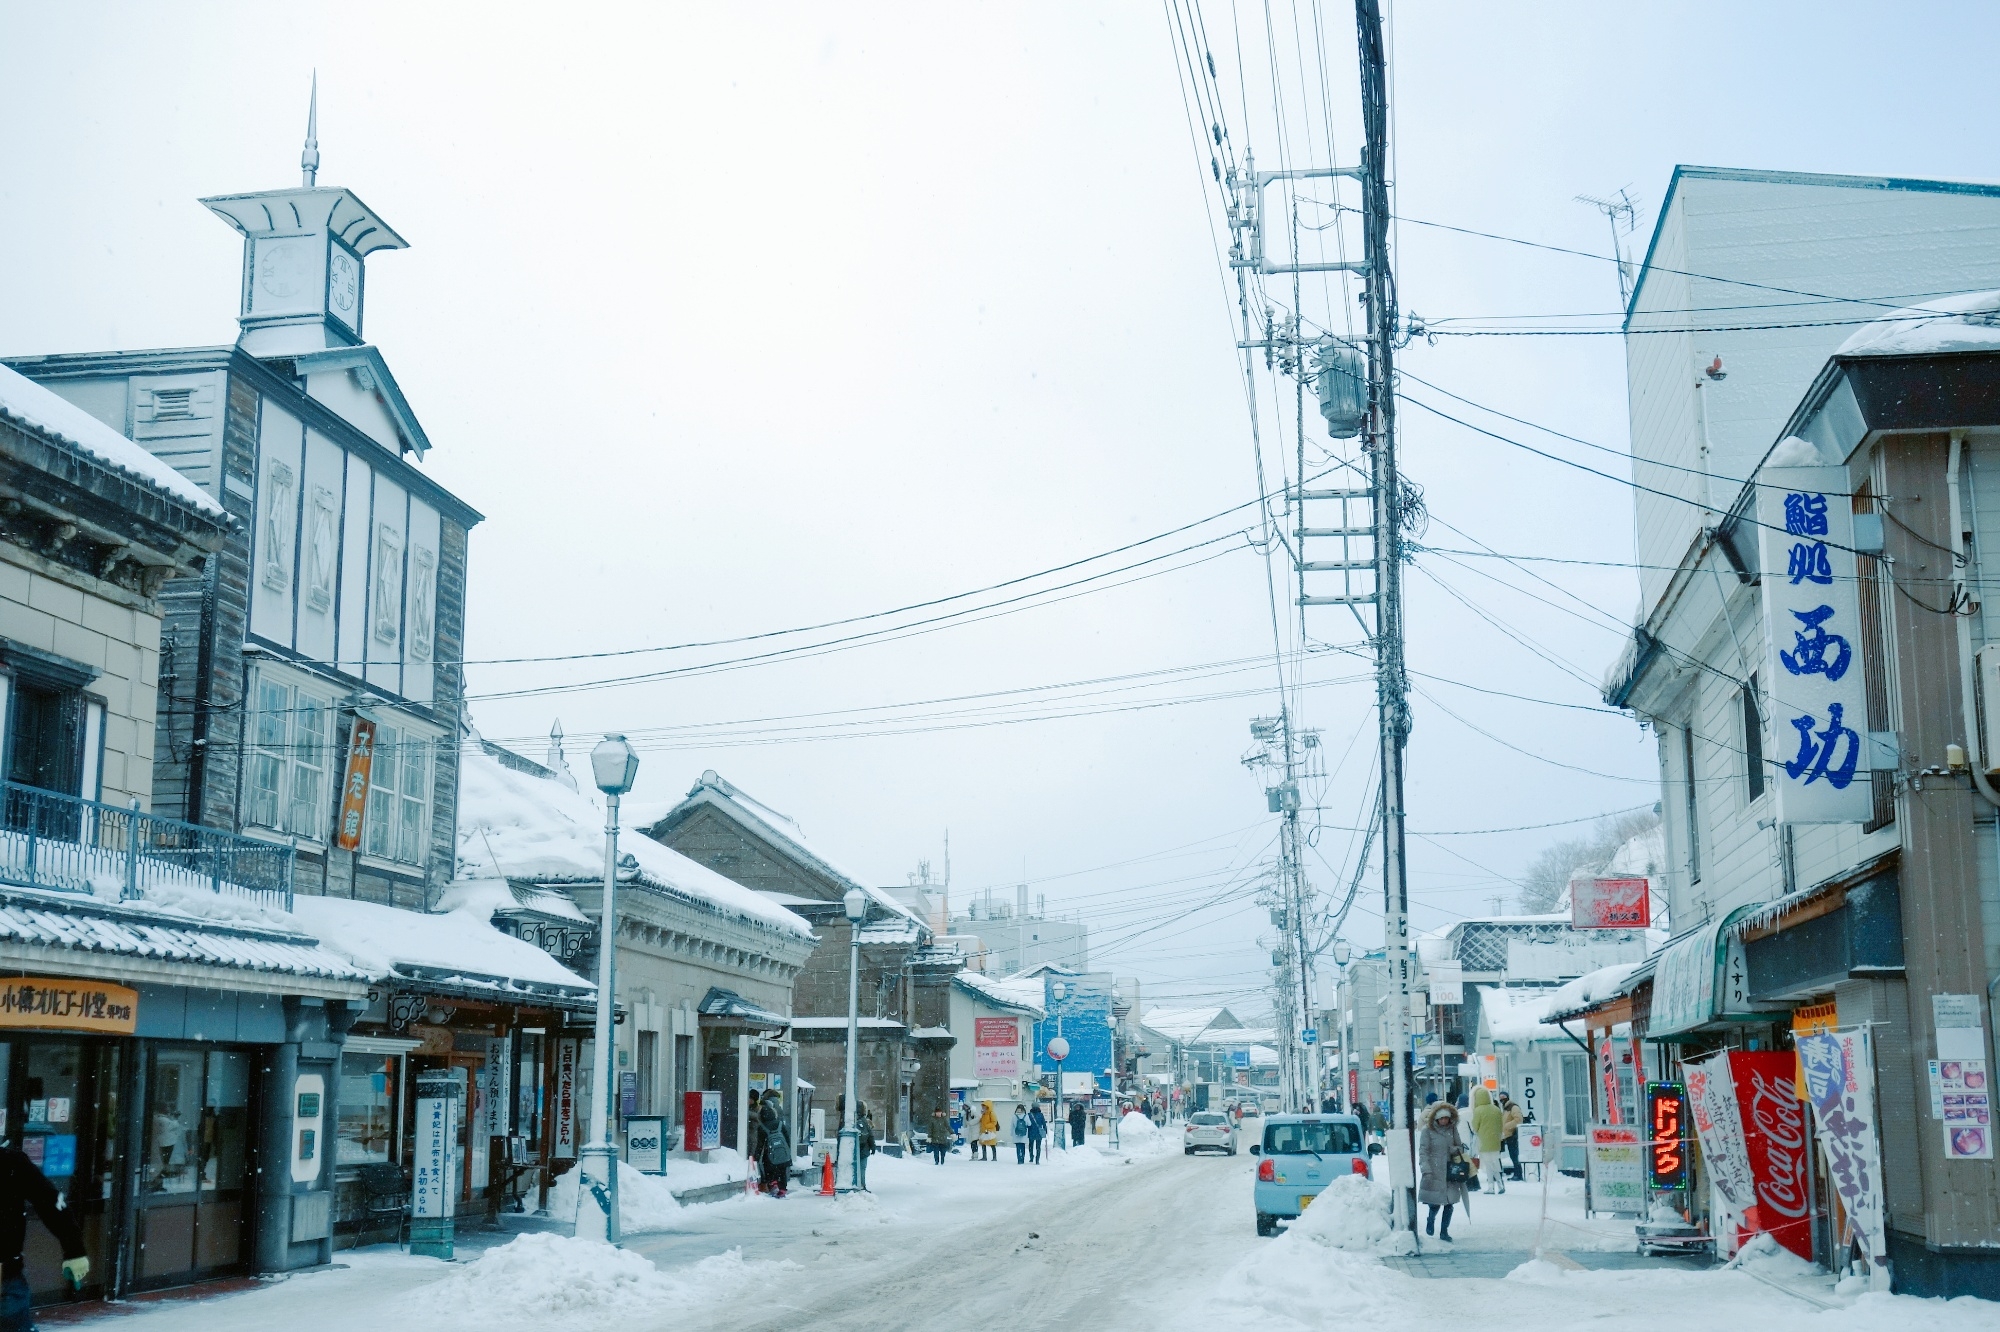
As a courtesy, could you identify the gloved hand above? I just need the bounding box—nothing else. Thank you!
[60,1256,88,1290]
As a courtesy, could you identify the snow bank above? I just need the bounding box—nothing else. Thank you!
[1285,1174,1393,1251]
[408,1234,786,1330]
[546,1160,684,1235]
[1724,1231,1818,1277]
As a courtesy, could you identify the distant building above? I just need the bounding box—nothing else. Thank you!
[949,883,1088,973]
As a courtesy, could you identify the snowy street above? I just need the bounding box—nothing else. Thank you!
[40,1119,2000,1332]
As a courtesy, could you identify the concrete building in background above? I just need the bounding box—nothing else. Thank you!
[949,884,1088,974]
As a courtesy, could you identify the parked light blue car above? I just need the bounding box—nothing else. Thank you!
[1250,1114,1370,1236]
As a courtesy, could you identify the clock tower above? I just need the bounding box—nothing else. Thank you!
[200,81,407,358]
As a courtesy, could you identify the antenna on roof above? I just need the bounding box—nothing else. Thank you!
[1576,187,1639,308]
[301,71,321,188]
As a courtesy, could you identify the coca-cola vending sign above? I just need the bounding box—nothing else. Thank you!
[1733,1051,1812,1259]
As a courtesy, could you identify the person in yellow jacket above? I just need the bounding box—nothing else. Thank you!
[1498,1091,1526,1181]
[1469,1087,1506,1194]
[977,1100,1000,1161]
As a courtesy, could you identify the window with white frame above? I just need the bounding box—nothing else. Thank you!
[246,668,336,839]
[364,719,432,865]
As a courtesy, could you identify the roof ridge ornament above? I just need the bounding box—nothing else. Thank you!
[301,72,321,188]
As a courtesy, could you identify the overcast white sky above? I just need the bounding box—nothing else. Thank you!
[4,3,1997,1018]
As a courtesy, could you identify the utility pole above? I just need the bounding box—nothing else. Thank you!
[1354,0,1415,1239]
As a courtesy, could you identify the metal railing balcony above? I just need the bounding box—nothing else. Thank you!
[0,781,295,913]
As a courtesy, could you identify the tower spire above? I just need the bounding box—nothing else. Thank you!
[301,72,320,188]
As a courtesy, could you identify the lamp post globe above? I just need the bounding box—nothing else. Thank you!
[837,884,870,1190]
[1047,1036,1070,1063]
[579,735,638,1244]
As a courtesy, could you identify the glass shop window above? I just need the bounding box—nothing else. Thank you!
[338,1052,396,1165]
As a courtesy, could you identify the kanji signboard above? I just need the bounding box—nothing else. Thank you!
[0,978,137,1034]
[334,717,378,851]
[1572,877,1650,929]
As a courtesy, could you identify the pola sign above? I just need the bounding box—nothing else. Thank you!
[1757,463,1870,824]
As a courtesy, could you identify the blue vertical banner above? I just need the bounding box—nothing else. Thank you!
[1758,462,1870,824]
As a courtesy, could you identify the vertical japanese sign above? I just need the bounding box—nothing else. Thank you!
[975,1018,1021,1079]
[1790,1000,1838,1097]
[1646,1082,1689,1192]
[552,1037,579,1160]
[480,1036,512,1138]
[1758,465,1870,823]
[1733,1051,1813,1259]
[334,717,378,851]
[1797,1028,1888,1268]
[412,1075,458,1219]
[1684,1052,1756,1217]
[1598,1037,1622,1125]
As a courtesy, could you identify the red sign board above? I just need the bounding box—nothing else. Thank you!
[1572,876,1650,929]
[1732,1052,1812,1260]
[334,717,377,852]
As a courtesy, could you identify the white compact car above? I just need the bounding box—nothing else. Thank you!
[1183,1110,1237,1155]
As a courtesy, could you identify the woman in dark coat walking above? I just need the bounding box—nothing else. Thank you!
[1067,1099,1087,1149]
[757,1093,791,1196]
[929,1106,951,1164]
[1416,1100,1468,1241]
[1027,1103,1047,1163]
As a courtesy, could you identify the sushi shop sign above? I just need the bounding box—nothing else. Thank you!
[0,978,138,1034]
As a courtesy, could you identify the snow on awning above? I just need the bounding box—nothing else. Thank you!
[289,895,593,1005]
[1647,905,1783,1037]
[0,885,369,993]
[697,986,788,1029]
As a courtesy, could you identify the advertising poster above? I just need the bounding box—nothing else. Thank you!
[1732,1050,1813,1259]
[1937,1059,1992,1160]
[975,1017,1020,1079]
[412,1079,457,1220]
[1796,1028,1888,1267]
[1586,1124,1644,1215]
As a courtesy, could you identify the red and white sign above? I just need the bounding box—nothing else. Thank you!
[682,1090,721,1152]
[1572,876,1650,929]
[975,1017,1020,1079]
[1734,1051,1812,1260]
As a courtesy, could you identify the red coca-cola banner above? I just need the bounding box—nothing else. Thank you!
[1731,1051,1812,1259]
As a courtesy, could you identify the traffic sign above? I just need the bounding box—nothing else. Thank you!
[1302,1028,1318,1045]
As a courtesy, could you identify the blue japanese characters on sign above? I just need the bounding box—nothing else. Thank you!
[1758,463,1871,823]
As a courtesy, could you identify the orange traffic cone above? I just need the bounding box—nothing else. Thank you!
[819,1151,836,1196]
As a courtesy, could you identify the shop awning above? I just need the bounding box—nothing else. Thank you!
[1648,904,1781,1037]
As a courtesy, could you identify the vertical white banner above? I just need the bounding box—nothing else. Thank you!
[1684,1051,1755,1214]
[554,1038,579,1160]
[1797,1028,1889,1267]
[482,1036,512,1138]
[412,1088,457,1219]
[1758,463,1870,823]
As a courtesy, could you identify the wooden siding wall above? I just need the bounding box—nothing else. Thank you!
[1882,434,2000,1248]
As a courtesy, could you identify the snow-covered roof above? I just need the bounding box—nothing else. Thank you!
[1539,961,1643,1022]
[0,363,225,517]
[1475,985,1578,1045]
[1140,1006,1238,1044]
[697,986,787,1028]
[1248,1045,1279,1067]
[787,1015,906,1030]
[289,894,592,999]
[1215,1027,1277,1048]
[455,749,812,940]
[856,916,926,945]
[0,883,367,984]
[1838,288,2000,358]
[658,770,924,933]
[954,969,1045,1017]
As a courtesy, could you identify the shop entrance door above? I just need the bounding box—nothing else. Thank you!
[135,1046,255,1287]
[0,1038,120,1304]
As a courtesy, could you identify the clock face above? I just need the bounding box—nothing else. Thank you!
[251,236,321,316]
[328,248,361,330]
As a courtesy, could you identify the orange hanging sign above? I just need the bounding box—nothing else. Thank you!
[334,717,378,851]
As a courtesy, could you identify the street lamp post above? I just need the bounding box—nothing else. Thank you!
[1046,1035,1069,1151]
[837,885,868,1191]
[1332,941,1351,1112]
[578,734,639,1244]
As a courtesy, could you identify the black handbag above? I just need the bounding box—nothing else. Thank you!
[1446,1149,1471,1183]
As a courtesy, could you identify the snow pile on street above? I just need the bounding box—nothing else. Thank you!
[1285,1174,1393,1251]
[546,1160,685,1234]
[1724,1231,1818,1276]
[1109,1111,1179,1161]
[408,1233,785,1329]
[658,1146,752,1192]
